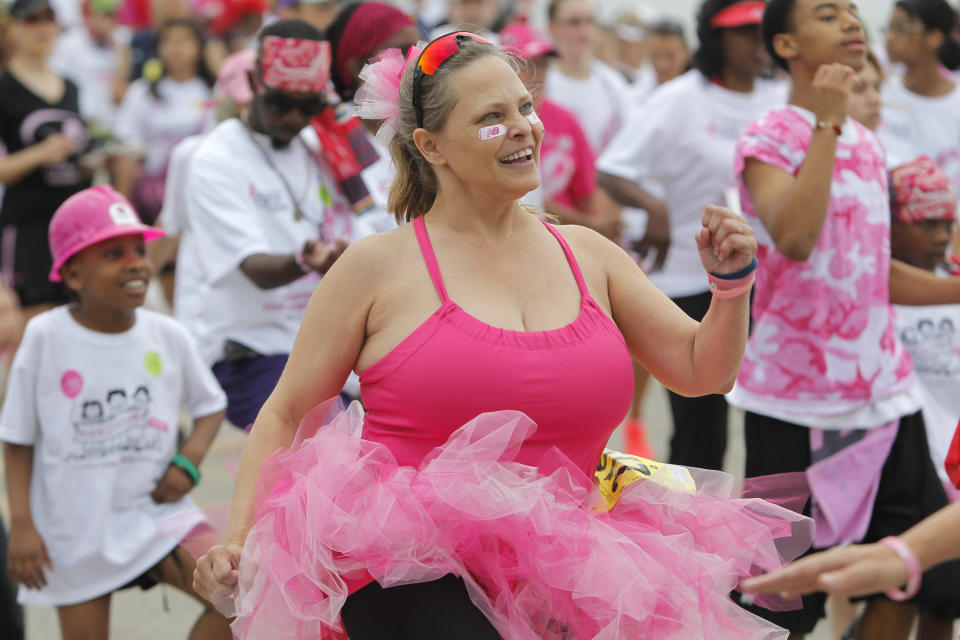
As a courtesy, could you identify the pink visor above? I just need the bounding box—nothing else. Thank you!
[258,36,331,93]
[710,1,764,28]
[499,23,556,61]
[48,185,165,282]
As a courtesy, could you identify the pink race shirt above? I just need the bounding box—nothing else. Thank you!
[733,106,914,416]
[538,99,597,210]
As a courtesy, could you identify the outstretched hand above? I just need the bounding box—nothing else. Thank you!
[740,543,909,599]
[696,205,756,275]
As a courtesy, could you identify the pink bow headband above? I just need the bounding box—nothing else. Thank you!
[354,45,423,145]
[258,36,332,93]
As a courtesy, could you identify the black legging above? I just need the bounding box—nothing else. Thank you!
[666,291,728,470]
[340,574,500,639]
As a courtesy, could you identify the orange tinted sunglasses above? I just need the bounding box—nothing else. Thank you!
[412,31,491,128]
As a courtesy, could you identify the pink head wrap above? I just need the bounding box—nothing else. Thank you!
[258,35,331,93]
[334,3,415,94]
[890,155,958,223]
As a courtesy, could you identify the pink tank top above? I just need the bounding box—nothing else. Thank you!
[360,216,635,477]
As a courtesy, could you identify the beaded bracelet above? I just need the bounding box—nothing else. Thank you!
[878,536,921,601]
[171,453,201,487]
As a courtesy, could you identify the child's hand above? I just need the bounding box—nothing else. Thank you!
[8,520,52,590]
[811,63,857,126]
[151,465,195,503]
[194,543,242,617]
[697,205,757,275]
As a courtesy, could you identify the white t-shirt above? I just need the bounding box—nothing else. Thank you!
[880,77,960,203]
[114,77,211,175]
[49,26,130,135]
[181,118,351,364]
[0,307,226,606]
[895,295,960,485]
[597,71,787,298]
[545,59,632,154]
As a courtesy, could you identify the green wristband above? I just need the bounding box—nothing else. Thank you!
[171,454,201,486]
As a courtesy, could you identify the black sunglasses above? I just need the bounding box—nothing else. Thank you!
[262,91,327,117]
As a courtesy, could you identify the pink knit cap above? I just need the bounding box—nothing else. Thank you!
[48,185,165,282]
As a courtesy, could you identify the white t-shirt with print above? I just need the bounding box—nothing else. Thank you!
[0,307,226,606]
[597,71,787,298]
[880,77,960,204]
[114,77,210,176]
[545,59,632,154]
[180,118,351,364]
[895,295,960,485]
[49,26,130,134]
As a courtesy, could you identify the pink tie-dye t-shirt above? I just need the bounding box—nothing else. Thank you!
[733,106,914,416]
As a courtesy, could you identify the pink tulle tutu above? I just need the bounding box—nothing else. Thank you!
[231,400,812,639]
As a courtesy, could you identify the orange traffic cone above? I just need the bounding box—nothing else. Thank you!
[624,418,655,459]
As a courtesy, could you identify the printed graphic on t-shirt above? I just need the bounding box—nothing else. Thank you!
[19,108,88,185]
[900,316,960,376]
[62,352,169,460]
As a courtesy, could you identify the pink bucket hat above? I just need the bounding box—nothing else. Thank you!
[48,185,165,282]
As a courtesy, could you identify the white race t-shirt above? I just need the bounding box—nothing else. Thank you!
[114,77,211,176]
[0,307,226,606]
[597,71,787,298]
[545,59,632,154]
[181,118,351,364]
[895,295,960,485]
[49,26,130,135]
[880,77,960,203]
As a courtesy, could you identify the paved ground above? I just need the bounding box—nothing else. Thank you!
[2,382,840,639]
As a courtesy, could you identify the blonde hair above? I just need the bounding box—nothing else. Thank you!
[388,38,512,223]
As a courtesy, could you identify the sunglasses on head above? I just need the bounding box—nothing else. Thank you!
[412,31,490,128]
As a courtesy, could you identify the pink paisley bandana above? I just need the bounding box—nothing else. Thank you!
[891,155,958,223]
[258,36,331,93]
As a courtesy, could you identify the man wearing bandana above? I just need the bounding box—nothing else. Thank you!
[179,19,351,430]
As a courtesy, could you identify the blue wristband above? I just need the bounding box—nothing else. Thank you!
[710,256,758,281]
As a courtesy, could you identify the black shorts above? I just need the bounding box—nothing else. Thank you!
[119,545,181,592]
[0,223,68,307]
[340,575,499,640]
[738,410,960,633]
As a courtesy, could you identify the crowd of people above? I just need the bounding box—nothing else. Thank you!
[1,0,960,638]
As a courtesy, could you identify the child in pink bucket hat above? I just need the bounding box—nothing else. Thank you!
[0,185,232,639]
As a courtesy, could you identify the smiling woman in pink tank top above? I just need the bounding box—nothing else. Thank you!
[194,31,810,640]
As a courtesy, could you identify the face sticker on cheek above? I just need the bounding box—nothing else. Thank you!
[479,124,507,140]
[526,112,542,127]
